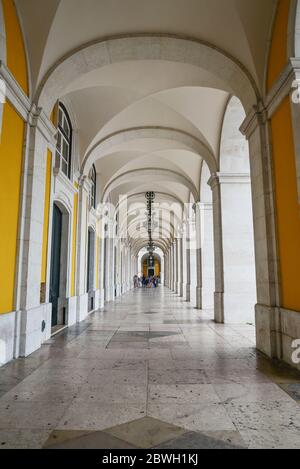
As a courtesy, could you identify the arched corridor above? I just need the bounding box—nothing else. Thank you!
[1,0,300,450]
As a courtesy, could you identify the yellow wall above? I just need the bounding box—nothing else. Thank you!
[268,0,300,311]
[41,150,52,286]
[155,259,160,276]
[2,0,29,95]
[142,258,161,277]
[143,260,147,277]
[0,1,28,314]
[271,98,300,310]
[0,102,24,313]
[267,0,290,91]
[70,191,78,297]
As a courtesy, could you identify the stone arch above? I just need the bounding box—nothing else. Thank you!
[35,35,258,116]
[101,168,199,203]
[82,127,216,176]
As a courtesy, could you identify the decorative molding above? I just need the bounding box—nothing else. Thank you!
[217,173,251,184]
[0,60,30,120]
[264,58,300,118]
[54,192,73,214]
[54,169,77,197]
[241,58,300,140]
[29,106,57,146]
[239,103,267,140]
[79,174,92,193]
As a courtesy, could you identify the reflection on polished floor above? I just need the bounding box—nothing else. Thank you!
[1,287,300,449]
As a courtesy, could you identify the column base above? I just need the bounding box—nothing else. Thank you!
[18,304,52,358]
[99,288,105,309]
[255,304,300,372]
[67,297,77,326]
[94,290,101,310]
[255,303,280,360]
[76,293,88,322]
[214,292,224,323]
[0,311,16,366]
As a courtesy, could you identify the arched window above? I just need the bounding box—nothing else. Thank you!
[56,103,72,178]
[89,165,96,209]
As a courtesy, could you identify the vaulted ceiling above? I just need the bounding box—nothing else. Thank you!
[16,0,276,250]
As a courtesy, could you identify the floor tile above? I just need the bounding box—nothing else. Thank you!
[44,429,137,449]
[155,430,246,449]
[104,417,186,449]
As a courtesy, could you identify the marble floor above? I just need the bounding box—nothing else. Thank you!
[1,287,300,449]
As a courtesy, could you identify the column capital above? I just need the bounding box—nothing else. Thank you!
[240,103,267,140]
[79,174,92,192]
[28,105,57,147]
[207,172,220,189]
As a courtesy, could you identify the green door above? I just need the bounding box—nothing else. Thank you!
[50,204,62,327]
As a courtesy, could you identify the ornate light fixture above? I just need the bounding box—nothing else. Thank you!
[145,192,156,256]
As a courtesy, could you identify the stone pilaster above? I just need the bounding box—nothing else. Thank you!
[208,175,224,323]
[240,103,281,358]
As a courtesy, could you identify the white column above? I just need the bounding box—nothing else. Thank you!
[17,112,55,356]
[199,203,214,310]
[218,173,256,323]
[189,216,197,307]
[178,237,184,297]
[241,108,280,358]
[173,241,177,292]
[185,221,191,302]
[170,244,174,291]
[194,203,202,310]
[182,224,187,300]
[76,180,89,321]
[99,226,105,308]
[208,175,224,323]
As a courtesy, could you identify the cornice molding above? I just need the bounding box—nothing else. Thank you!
[0,61,56,144]
[29,106,57,145]
[217,173,251,184]
[241,58,300,139]
[54,169,77,197]
[264,58,300,118]
[0,60,30,120]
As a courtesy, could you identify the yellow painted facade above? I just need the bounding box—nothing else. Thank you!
[0,0,28,314]
[268,0,300,311]
[142,258,160,277]
[41,150,52,286]
[271,98,300,311]
[2,0,29,95]
[0,102,24,314]
[267,0,290,92]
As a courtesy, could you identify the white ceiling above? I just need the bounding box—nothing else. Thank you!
[15,0,275,249]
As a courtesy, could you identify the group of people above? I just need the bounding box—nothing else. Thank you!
[133,274,160,289]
